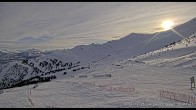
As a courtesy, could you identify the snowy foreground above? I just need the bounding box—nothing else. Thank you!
[0,59,196,108]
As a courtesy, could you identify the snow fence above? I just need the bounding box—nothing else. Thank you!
[158,90,196,105]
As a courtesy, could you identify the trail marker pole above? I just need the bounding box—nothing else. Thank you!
[190,76,195,90]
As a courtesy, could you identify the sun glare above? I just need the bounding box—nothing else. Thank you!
[161,20,174,30]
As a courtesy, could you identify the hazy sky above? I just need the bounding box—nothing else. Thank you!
[0,2,196,51]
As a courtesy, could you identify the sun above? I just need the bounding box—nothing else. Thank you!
[161,20,174,30]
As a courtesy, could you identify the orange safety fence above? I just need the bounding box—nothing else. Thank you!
[158,90,196,105]
[65,81,135,93]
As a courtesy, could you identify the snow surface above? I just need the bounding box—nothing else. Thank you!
[0,58,196,108]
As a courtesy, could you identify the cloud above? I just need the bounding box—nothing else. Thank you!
[154,27,164,32]
[18,35,52,43]
[65,36,88,40]
[1,2,196,50]
[0,41,17,44]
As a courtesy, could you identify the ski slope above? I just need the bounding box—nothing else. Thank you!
[0,58,196,108]
[134,34,196,69]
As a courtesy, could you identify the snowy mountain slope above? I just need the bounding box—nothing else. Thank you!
[0,34,154,90]
[18,48,43,57]
[140,18,196,54]
[133,34,196,69]
[0,17,196,91]
[0,48,49,67]
[0,56,196,108]
[0,51,8,56]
